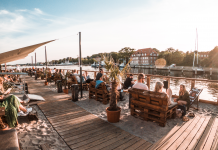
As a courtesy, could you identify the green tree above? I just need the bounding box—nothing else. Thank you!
[118,47,135,64]
[111,52,119,63]
[208,46,218,67]
[153,48,160,53]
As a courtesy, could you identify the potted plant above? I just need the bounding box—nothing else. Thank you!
[104,56,131,123]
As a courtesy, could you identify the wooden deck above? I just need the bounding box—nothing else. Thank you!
[26,76,218,150]
[149,115,218,150]
[26,77,152,150]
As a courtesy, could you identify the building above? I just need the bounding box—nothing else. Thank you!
[130,48,158,65]
[198,52,209,60]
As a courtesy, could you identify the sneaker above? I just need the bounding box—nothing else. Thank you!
[26,107,32,113]
[18,111,28,116]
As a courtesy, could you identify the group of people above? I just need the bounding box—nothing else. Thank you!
[124,73,190,121]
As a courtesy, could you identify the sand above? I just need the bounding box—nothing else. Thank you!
[16,105,70,150]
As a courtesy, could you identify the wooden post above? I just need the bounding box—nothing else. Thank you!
[167,78,170,89]
[191,80,195,90]
[210,68,212,76]
[94,71,97,79]
[45,46,47,70]
[35,53,36,69]
[147,76,150,90]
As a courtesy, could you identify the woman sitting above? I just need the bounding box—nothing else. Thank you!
[0,77,30,127]
[154,81,173,105]
[173,84,190,122]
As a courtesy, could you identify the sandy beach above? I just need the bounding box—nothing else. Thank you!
[16,105,70,150]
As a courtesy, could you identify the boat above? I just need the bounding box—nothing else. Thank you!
[192,29,204,75]
[91,62,98,67]
[119,63,125,68]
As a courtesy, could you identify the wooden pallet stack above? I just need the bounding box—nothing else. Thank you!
[129,88,177,127]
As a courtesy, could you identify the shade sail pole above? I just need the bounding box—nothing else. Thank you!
[79,32,82,98]
[31,56,33,67]
[45,46,47,69]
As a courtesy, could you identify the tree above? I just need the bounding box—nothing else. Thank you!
[208,46,218,67]
[153,48,160,53]
[118,47,135,64]
[111,52,119,63]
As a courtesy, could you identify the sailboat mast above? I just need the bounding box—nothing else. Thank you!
[196,28,198,65]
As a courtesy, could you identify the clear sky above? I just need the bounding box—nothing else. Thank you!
[0,0,218,64]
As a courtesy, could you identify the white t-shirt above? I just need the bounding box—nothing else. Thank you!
[132,82,148,90]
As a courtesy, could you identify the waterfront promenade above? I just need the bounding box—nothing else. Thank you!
[25,76,218,150]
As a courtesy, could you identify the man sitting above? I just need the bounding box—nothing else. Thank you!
[124,74,134,89]
[132,73,148,90]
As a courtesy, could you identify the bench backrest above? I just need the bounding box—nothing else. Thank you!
[129,88,169,111]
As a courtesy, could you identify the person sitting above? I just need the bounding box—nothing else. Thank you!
[4,75,14,83]
[132,73,148,90]
[95,73,104,89]
[124,74,134,89]
[75,74,86,84]
[173,84,190,122]
[154,81,173,105]
[84,71,93,83]
[96,69,104,80]
[0,77,31,127]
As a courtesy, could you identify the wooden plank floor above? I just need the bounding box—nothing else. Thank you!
[26,76,152,150]
[149,115,218,150]
[26,76,218,150]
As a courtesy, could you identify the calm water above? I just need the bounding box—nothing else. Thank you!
[10,65,218,102]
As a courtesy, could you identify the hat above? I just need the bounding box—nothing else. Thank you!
[96,73,103,80]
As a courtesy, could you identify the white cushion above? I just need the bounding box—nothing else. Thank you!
[27,94,45,101]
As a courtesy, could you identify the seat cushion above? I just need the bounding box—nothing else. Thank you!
[0,129,19,150]
[27,94,45,101]
[168,102,178,109]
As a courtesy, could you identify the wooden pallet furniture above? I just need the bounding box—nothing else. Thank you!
[89,81,111,104]
[67,75,89,90]
[128,88,177,127]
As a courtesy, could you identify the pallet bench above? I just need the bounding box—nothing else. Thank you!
[128,88,178,127]
[89,81,110,104]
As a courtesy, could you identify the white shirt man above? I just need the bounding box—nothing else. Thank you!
[132,73,148,90]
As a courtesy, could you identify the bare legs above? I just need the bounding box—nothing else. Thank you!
[178,100,187,105]
[19,105,27,113]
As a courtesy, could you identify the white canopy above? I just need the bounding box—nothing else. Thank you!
[0,40,55,64]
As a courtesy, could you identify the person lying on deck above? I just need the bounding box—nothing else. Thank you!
[132,73,148,90]
[154,81,173,105]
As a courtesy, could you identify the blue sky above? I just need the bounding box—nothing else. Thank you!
[0,0,218,64]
